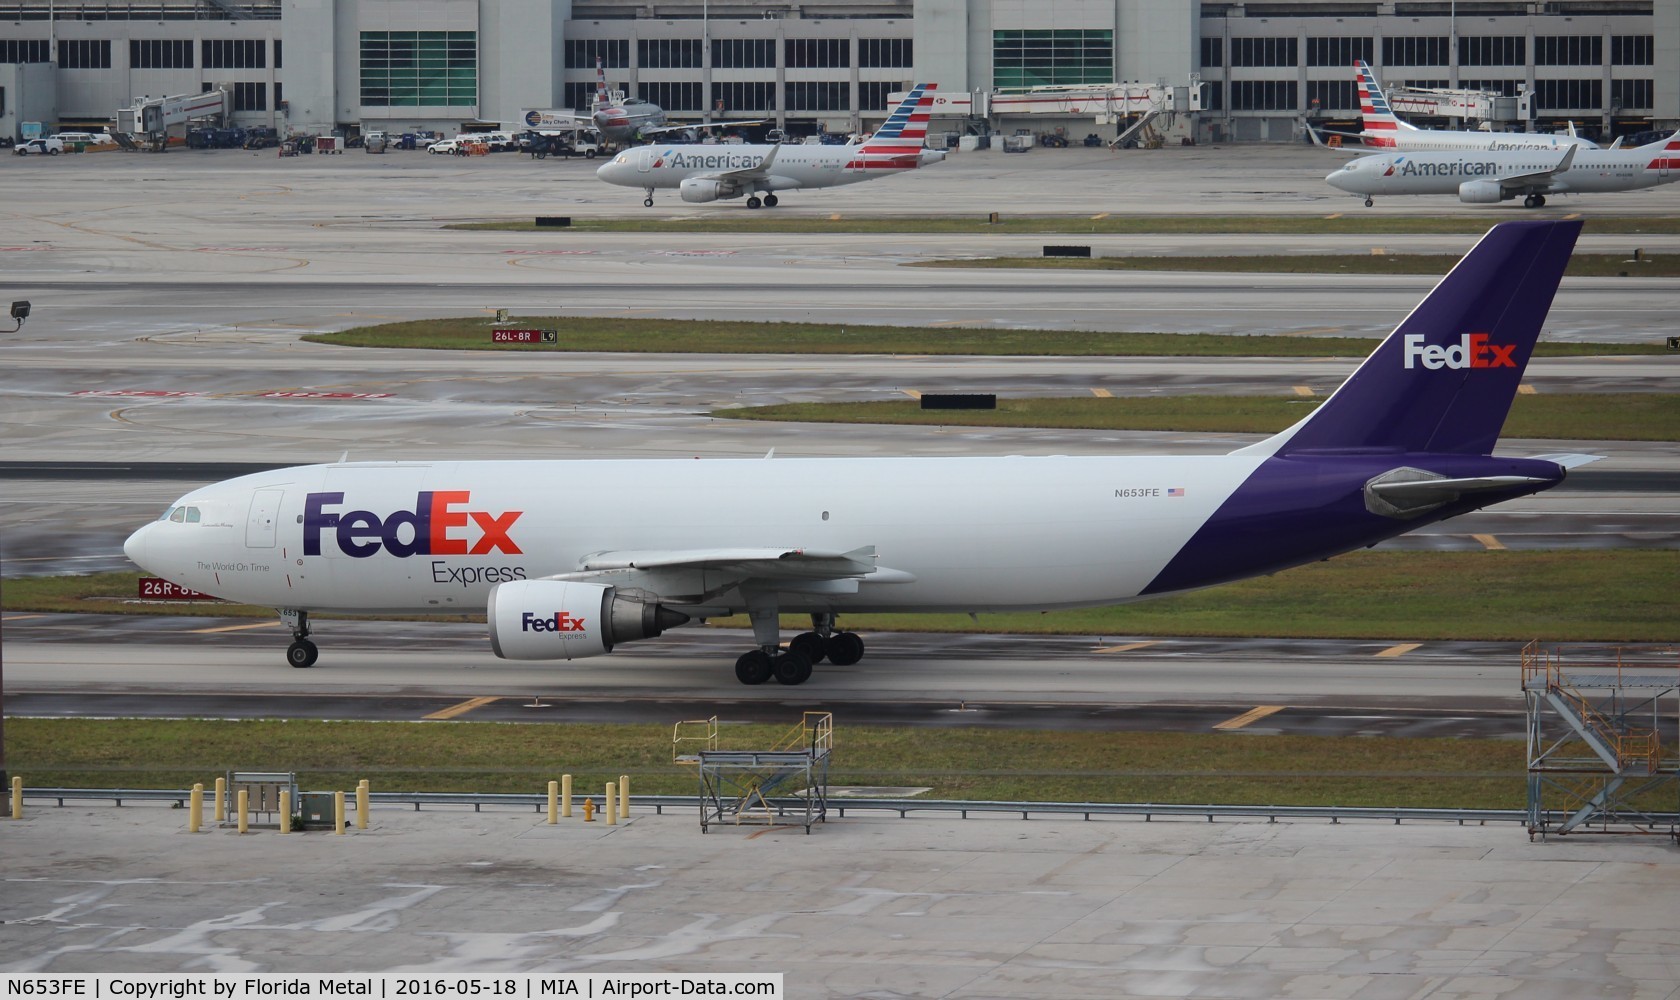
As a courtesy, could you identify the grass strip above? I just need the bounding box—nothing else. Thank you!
[717,393,1680,442]
[5,718,1532,808]
[304,318,1665,357]
[913,252,1680,277]
[448,215,1680,236]
[10,551,1676,642]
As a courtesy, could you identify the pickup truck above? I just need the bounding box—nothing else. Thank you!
[14,137,65,155]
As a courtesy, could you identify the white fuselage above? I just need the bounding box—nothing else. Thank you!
[125,456,1261,617]
[1328,146,1675,199]
[595,143,937,195]
[1359,129,1595,153]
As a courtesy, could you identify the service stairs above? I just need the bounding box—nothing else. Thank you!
[676,712,833,834]
[1108,109,1162,149]
[1523,641,1678,839]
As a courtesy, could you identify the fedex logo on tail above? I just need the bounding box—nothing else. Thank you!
[1403,333,1517,370]
[304,491,523,558]
[523,611,586,633]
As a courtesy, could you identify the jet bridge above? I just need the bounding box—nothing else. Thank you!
[676,712,832,834]
[1386,83,1532,128]
[116,89,229,150]
[1524,640,1678,841]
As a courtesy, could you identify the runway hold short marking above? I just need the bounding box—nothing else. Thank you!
[1375,642,1422,658]
[424,696,501,720]
[1213,705,1286,730]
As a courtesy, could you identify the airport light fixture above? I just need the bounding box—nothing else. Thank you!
[8,300,28,332]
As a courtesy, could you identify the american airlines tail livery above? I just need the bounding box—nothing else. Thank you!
[1352,60,1597,152]
[126,221,1589,686]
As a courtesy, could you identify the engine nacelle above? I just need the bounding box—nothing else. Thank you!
[487,580,688,660]
[1457,179,1506,204]
[679,178,730,203]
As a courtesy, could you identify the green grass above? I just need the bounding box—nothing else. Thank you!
[448,215,1680,236]
[303,318,1667,357]
[718,393,1680,442]
[5,718,1530,808]
[914,252,1680,277]
[10,550,1676,642]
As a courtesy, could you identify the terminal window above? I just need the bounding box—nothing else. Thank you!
[1534,78,1602,112]
[638,81,703,113]
[2,39,51,62]
[202,39,266,69]
[564,39,628,70]
[712,81,775,115]
[233,81,267,112]
[57,39,111,69]
[1610,79,1653,111]
[1459,79,1521,97]
[1306,79,1356,113]
[1458,36,1525,67]
[360,31,477,108]
[858,38,911,69]
[712,39,775,69]
[639,39,703,69]
[1612,35,1653,65]
[1535,36,1602,67]
[786,38,850,70]
[786,81,849,112]
[992,29,1113,88]
[1230,79,1298,112]
[1230,37,1297,68]
[132,39,193,70]
[859,80,902,114]
[1382,36,1449,67]
[1306,37,1372,68]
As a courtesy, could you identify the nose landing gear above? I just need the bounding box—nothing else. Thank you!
[281,609,318,668]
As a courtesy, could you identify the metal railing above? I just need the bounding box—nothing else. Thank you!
[23,786,1677,829]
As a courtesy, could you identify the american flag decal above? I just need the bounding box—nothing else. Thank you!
[1167,487,1185,498]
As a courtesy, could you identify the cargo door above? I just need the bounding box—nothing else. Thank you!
[246,489,284,548]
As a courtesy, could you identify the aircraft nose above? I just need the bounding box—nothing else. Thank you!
[123,522,151,570]
[596,158,624,183]
[1325,167,1355,191]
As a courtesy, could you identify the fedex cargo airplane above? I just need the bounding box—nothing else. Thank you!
[596,84,945,208]
[125,221,1590,687]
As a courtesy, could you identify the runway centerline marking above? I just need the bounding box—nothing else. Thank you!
[1471,534,1507,551]
[1213,705,1285,730]
[1094,641,1157,654]
[189,621,282,634]
[1375,642,1423,658]
[424,696,501,721]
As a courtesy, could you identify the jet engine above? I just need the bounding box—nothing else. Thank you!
[1457,179,1507,204]
[679,178,732,203]
[487,580,688,660]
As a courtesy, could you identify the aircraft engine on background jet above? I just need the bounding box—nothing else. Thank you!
[679,178,731,203]
[487,580,688,660]
[1457,179,1506,203]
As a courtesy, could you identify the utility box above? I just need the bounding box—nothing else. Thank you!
[226,771,297,824]
[299,791,337,828]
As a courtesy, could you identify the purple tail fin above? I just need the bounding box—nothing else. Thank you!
[1262,220,1581,457]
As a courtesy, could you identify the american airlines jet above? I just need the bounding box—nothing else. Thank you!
[595,84,946,208]
[1347,61,1597,153]
[125,221,1591,687]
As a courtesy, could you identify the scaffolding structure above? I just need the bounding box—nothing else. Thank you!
[675,712,833,834]
[1524,640,1679,841]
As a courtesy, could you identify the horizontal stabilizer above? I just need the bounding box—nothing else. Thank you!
[1365,467,1550,519]
[1526,452,1604,469]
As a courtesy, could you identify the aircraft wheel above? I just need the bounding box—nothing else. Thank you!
[643,196,654,207]
[772,651,813,686]
[287,639,319,669]
[746,196,762,209]
[789,631,828,665]
[735,649,773,685]
[1363,196,1373,208]
[763,194,779,207]
[1535,195,1546,208]
[824,631,865,667]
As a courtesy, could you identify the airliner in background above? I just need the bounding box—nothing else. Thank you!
[1327,131,1680,206]
[125,221,1593,687]
[1314,61,1600,153]
[543,57,768,145]
[595,83,945,207]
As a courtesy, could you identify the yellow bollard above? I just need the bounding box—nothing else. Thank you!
[214,776,226,822]
[547,781,559,824]
[279,789,292,834]
[334,790,346,835]
[619,774,630,819]
[11,776,22,820]
[356,779,369,830]
[582,797,595,823]
[561,774,573,818]
[237,789,249,835]
[189,783,203,833]
[605,782,617,826]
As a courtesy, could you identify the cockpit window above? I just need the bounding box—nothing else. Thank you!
[169,507,186,523]
[185,507,201,523]
[159,507,175,521]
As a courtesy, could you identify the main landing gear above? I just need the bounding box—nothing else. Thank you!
[1523,194,1548,208]
[744,193,779,210]
[281,608,317,668]
[733,611,864,686]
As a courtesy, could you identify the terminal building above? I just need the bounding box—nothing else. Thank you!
[1,0,1674,144]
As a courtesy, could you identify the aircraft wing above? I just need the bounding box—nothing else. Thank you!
[1494,144,1577,190]
[699,142,781,183]
[541,542,914,604]
[638,118,772,137]
[1301,120,1371,155]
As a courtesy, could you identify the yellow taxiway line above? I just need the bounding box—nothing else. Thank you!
[423,696,501,721]
[189,621,282,634]
[1472,534,1507,551]
[1213,705,1286,730]
[1091,387,1114,398]
[901,389,923,400]
[1094,641,1157,654]
[1375,642,1422,658]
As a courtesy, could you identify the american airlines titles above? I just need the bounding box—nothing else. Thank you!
[1394,159,1501,177]
[659,151,767,170]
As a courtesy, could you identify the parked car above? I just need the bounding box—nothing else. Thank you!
[427,138,462,154]
[14,137,65,155]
